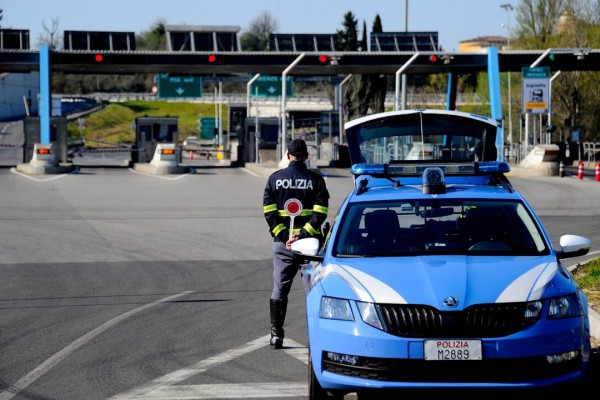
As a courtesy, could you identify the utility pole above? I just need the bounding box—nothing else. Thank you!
[401,0,409,110]
[500,3,514,146]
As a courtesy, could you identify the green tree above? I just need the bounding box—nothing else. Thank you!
[364,14,387,115]
[336,11,367,119]
[137,20,166,50]
[240,10,278,51]
[360,20,368,51]
[514,0,600,142]
[336,11,359,51]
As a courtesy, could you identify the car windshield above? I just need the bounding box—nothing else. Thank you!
[333,199,549,257]
[345,111,498,164]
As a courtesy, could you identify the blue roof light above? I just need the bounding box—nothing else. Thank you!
[477,161,511,173]
[351,163,385,176]
[423,167,446,195]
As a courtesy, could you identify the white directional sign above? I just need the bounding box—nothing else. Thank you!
[522,67,550,114]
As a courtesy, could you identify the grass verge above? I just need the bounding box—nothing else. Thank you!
[572,258,600,312]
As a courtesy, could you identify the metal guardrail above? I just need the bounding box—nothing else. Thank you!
[583,142,600,165]
[503,142,600,165]
[86,91,484,107]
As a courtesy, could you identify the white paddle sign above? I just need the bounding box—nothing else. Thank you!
[284,198,302,240]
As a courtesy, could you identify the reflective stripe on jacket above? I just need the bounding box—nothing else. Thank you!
[263,160,329,243]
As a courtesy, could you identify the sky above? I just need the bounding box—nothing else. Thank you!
[1,0,516,52]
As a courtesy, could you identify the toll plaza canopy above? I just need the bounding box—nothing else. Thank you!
[2,48,600,76]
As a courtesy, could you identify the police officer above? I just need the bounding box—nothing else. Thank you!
[262,139,330,349]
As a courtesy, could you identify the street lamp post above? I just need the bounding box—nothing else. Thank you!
[501,3,514,147]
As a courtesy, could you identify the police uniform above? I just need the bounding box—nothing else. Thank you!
[262,139,329,349]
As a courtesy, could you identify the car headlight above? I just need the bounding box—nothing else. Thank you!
[547,293,582,319]
[524,300,543,319]
[320,297,354,321]
[356,301,383,330]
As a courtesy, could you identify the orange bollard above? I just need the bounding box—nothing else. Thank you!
[559,161,565,178]
[578,161,584,180]
[596,162,600,182]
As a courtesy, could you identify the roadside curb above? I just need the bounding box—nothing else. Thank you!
[589,308,600,340]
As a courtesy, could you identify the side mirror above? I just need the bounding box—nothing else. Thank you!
[556,234,591,260]
[291,237,324,262]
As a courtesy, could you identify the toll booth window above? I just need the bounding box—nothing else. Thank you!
[155,124,174,142]
[260,125,279,149]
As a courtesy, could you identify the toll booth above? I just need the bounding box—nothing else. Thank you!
[243,117,280,163]
[23,116,68,163]
[133,117,179,163]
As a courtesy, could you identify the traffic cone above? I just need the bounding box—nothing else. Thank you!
[596,162,600,182]
[578,161,584,180]
[559,161,565,178]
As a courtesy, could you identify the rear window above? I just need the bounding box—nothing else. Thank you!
[345,111,498,165]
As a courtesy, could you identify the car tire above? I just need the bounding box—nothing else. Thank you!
[308,354,343,400]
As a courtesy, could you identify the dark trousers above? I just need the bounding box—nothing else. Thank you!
[271,241,310,301]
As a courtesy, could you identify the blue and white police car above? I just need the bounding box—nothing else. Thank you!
[292,109,592,399]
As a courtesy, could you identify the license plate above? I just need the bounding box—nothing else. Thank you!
[424,339,482,360]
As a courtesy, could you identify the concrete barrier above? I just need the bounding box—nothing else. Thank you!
[507,144,559,177]
[15,143,75,175]
[133,143,189,175]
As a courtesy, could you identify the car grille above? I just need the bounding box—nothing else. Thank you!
[322,352,582,383]
[377,302,538,338]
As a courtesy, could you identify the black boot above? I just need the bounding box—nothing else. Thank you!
[269,298,288,349]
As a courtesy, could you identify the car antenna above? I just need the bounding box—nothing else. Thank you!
[356,178,369,195]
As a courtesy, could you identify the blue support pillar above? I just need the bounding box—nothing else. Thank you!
[39,44,50,144]
[487,46,504,161]
[446,73,457,110]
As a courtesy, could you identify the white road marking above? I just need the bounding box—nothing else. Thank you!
[109,336,309,399]
[241,167,262,177]
[0,291,193,400]
[282,338,309,365]
[9,167,76,182]
[128,168,191,180]
[112,383,307,399]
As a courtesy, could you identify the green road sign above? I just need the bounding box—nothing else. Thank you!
[199,117,219,139]
[157,74,202,98]
[250,75,294,97]
[522,66,550,79]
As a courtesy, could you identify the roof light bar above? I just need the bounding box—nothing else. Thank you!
[477,161,511,173]
[351,162,510,178]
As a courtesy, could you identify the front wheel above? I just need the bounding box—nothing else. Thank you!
[308,354,343,400]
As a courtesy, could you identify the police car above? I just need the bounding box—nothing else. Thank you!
[291,109,592,399]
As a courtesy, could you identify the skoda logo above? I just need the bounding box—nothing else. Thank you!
[443,296,459,307]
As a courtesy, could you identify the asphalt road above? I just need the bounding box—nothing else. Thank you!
[0,162,598,400]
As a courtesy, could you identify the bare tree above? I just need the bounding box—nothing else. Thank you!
[39,17,61,50]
